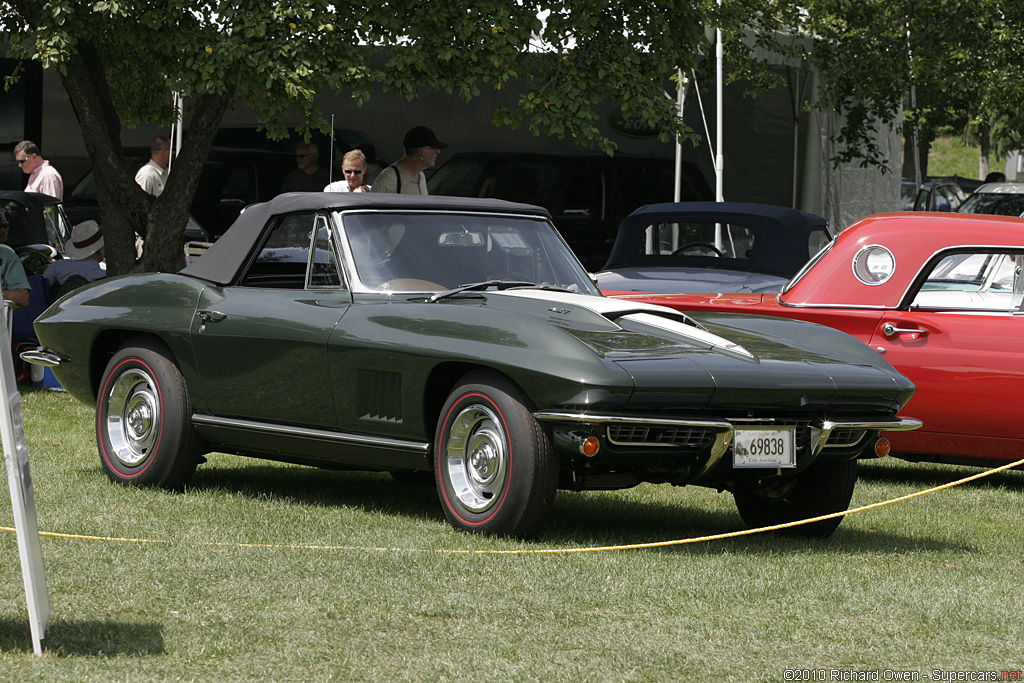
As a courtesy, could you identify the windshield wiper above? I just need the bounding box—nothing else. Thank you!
[427,280,579,302]
[428,280,536,302]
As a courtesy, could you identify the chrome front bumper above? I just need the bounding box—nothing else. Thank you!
[533,411,923,476]
[19,346,69,368]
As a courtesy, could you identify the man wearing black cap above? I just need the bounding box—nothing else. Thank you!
[371,126,447,195]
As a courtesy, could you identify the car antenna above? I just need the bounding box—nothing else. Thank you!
[328,114,335,186]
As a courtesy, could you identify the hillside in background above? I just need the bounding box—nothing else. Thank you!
[926,136,1007,180]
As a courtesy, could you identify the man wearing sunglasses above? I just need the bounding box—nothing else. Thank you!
[324,149,371,193]
[14,140,63,201]
[281,141,331,193]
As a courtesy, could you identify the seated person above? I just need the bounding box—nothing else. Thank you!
[1,208,31,308]
[44,220,107,297]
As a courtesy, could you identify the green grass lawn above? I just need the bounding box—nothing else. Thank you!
[926,137,1006,180]
[3,388,1023,682]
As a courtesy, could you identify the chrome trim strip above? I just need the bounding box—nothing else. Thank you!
[824,418,923,432]
[191,414,431,453]
[779,300,887,310]
[19,347,69,368]
[532,411,733,431]
[812,418,922,454]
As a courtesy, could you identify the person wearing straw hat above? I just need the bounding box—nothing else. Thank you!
[0,208,31,308]
[43,220,107,297]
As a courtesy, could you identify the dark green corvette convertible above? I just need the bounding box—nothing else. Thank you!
[24,193,920,539]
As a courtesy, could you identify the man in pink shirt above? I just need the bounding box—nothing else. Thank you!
[14,140,63,200]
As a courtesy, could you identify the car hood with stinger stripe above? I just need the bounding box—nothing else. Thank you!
[486,289,915,413]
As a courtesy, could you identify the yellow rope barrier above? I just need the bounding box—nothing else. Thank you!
[4,457,1022,555]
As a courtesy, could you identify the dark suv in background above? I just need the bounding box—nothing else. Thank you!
[427,152,712,270]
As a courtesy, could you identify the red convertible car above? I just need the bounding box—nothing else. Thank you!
[615,212,1024,468]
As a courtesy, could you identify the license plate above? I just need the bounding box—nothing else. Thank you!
[732,428,796,468]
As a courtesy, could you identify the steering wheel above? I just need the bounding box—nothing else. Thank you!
[672,242,723,257]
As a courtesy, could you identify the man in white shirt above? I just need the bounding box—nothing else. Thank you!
[135,136,172,196]
[15,140,63,200]
[324,149,372,193]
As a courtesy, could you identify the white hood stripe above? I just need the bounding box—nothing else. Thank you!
[494,290,752,357]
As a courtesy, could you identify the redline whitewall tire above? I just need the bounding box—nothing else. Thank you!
[96,338,201,490]
[435,371,557,539]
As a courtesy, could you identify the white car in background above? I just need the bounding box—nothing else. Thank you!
[959,182,1024,217]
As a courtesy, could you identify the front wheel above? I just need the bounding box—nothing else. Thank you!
[96,338,201,490]
[435,371,557,539]
[733,460,858,538]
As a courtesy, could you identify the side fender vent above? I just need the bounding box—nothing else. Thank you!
[358,369,403,424]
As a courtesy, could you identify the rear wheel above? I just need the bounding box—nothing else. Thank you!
[435,371,557,539]
[733,460,858,538]
[96,338,201,490]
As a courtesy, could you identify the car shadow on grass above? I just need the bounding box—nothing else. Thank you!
[186,460,972,555]
[537,490,974,555]
[0,618,164,656]
[858,459,1024,489]
[190,462,442,521]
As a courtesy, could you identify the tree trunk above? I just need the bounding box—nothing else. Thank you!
[58,41,234,275]
[978,127,991,180]
[134,92,234,273]
[902,132,929,180]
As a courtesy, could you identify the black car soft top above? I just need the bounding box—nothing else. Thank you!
[181,192,551,285]
[0,190,62,248]
[602,201,829,276]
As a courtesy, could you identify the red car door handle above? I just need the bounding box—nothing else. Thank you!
[882,323,926,337]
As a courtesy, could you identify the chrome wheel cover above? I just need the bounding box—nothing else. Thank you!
[105,367,161,468]
[445,404,508,513]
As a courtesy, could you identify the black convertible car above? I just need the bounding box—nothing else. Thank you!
[24,193,919,539]
[597,202,833,295]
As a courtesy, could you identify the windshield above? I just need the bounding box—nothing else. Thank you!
[959,193,1024,217]
[340,211,600,295]
[43,204,72,250]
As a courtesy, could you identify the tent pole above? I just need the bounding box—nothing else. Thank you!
[715,18,723,202]
[674,68,686,203]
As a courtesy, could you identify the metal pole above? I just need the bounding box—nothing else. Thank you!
[715,5,724,252]
[715,7,723,202]
[674,68,686,203]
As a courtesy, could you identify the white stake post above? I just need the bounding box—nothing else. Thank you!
[1,301,50,656]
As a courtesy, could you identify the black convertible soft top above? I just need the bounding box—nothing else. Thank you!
[0,190,61,248]
[181,192,551,285]
[602,201,829,276]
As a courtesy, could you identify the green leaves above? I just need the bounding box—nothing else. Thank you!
[18,0,1018,269]
[747,0,1024,169]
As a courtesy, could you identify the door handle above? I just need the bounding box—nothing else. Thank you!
[882,322,926,337]
[198,310,227,324]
